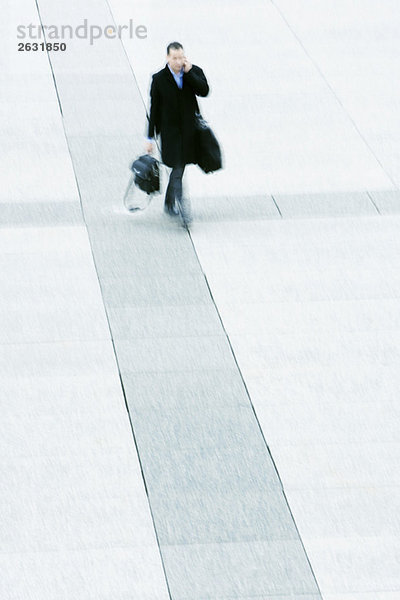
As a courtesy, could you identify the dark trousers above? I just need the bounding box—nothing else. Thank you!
[165,166,185,206]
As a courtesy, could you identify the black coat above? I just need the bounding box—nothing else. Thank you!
[147,64,209,168]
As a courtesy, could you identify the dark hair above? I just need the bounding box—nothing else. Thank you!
[167,41,183,54]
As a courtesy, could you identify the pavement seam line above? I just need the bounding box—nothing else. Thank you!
[33,3,174,598]
[185,227,324,599]
[366,191,382,215]
[271,194,283,217]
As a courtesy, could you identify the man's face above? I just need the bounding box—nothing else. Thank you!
[167,48,185,73]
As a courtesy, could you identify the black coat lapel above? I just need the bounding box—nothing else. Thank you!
[164,64,177,87]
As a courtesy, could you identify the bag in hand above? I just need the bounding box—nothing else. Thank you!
[130,154,160,194]
[123,154,160,212]
[195,113,222,174]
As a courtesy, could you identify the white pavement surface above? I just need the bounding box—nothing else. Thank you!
[190,214,400,597]
[109,0,398,196]
[2,1,400,599]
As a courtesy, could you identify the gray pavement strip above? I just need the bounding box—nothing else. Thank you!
[34,12,322,599]
[161,539,321,598]
[100,272,212,307]
[64,129,322,597]
[107,303,222,339]
[272,191,379,218]
[113,334,236,374]
[368,190,400,215]
[191,195,281,222]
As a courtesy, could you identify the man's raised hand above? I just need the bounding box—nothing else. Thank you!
[183,57,192,73]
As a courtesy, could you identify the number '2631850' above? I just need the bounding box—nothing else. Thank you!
[18,42,66,51]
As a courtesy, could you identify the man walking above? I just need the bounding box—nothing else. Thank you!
[146,42,209,226]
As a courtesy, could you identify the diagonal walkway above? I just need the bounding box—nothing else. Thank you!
[30,1,322,598]
[2,1,400,599]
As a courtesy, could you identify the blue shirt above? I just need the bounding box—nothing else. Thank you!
[167,63,184,89]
